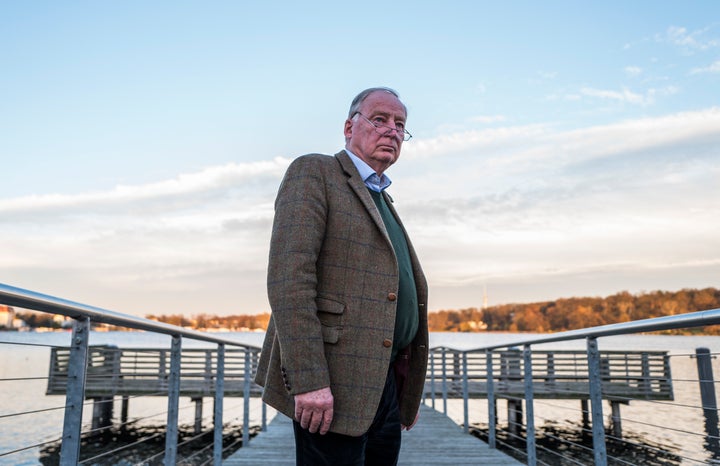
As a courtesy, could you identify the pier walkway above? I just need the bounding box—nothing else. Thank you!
[224,404,522,465]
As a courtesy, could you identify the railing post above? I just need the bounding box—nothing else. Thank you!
[587,336,608,466]
[441,347,448,415]
[462,352,469,434]
[243,349,251,447]
[430,350,436,409]
[213,343,225,466]
[486,350,496,449]
[59,317,90,466]
[164,335,182,466]
[262,398,267,431]
[695,347,720,456]
[523,344,537,466]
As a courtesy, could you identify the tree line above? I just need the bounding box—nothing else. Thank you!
[145,312,271,331]
[429,287,720,334]
[11,287,719,334]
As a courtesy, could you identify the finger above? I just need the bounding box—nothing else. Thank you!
[319,407,334,435]
[300,409,313,430]
[308,410,323,433]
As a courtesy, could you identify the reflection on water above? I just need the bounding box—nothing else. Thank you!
[1,331,719,464]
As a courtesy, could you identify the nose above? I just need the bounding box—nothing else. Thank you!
[383,126,402,139]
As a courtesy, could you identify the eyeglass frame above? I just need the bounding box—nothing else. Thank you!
[354,112,413,142]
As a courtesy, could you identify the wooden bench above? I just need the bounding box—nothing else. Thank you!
[47,345,264,398]
[424,349,674,401]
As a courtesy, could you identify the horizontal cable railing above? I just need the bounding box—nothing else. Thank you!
[425,307,720,465]
[0,282,265,466]
[3,280,720,465]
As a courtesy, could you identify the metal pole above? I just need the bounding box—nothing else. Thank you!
[441,348,448,415]
[243,349,252,447]
[164,335,182,466]
[486,350,496,449]
[523,344,537,466]
[214,343,225,466]
[262,400,267,431]
[587,336,608,466]
[59,317,90,466]
[696,347,720,457]
[462,352,469,434]
[430,350,436,409]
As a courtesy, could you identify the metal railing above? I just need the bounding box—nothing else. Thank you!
[3,280,720,465]
[0,283,265,466]
[425,307,720,465]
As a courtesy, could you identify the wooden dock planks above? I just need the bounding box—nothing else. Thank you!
[223,404,522,465]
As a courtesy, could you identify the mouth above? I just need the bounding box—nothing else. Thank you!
[378,144,397,154]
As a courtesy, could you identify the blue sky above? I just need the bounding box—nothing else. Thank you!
[2,1,719,316]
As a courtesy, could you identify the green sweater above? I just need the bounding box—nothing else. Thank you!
[369,190,419,360]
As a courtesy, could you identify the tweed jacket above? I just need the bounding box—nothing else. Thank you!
[255,150,429,437]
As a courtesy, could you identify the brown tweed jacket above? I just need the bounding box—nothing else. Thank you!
[254,150,429,437]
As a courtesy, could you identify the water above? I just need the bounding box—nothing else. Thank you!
[1,331,719,464]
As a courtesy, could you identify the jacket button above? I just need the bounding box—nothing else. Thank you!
[383,338,392,348]
[388,293,397,301]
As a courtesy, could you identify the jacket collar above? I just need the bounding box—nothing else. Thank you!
[335,150,392,244]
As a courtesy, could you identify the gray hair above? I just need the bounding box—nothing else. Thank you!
[348,87,407,118]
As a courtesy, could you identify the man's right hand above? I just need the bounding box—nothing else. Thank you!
[294,387,334,435]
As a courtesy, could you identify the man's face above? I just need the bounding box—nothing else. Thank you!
[344,91,407,175]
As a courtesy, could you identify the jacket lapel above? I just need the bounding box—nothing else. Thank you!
[335,151,392,245]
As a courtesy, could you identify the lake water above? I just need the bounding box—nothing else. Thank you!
[1,331,719,465]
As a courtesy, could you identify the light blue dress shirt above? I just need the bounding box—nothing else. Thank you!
[345,149,392,193]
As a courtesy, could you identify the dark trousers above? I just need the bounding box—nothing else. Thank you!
[293,367,401,466]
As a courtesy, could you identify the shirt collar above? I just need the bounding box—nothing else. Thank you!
[345,149,392,193]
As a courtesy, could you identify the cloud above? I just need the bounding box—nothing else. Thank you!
[579,87,642,105]
[0,158,291,313]
[659,25,720,52]
[538,71,557,80]
[3,109,719,315]
[391,107,720,308]
[625,66,642,77]
[690,59,720,75]
[403,107,720,175]
[0,157,291,215]
[576,85,679,106]
[469,115,507,124]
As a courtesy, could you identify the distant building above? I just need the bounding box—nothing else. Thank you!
[0,305,25,329]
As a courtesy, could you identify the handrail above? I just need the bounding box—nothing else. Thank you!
[0,283,259,348]
[4,281,720,465]
[462,307,720,352]
[424,307,720,466]
[0,281,263,466]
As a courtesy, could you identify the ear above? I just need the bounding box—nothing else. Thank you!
[344,118,353,140]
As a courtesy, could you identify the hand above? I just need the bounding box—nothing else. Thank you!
[294,387,334,435]
[401,411,420,431]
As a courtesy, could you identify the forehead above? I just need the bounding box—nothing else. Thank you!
[360,91,407,119]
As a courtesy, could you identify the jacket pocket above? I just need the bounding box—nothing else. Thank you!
[316,297,345,344]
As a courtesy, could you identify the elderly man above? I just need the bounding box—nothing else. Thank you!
[255,87,428,465]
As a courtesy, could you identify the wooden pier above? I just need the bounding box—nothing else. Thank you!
[46,345,674,437]
[47,346,673,402]
[223,404,523,465]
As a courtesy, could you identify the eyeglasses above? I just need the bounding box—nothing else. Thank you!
[355,113,413,141]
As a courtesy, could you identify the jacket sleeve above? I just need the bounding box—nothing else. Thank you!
[266,155,331,395]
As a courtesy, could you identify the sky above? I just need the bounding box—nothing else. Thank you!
[1,1,719,317]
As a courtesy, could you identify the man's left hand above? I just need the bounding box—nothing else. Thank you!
[401,411,420,431]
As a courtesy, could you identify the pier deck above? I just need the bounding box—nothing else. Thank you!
[223,404,522,465]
